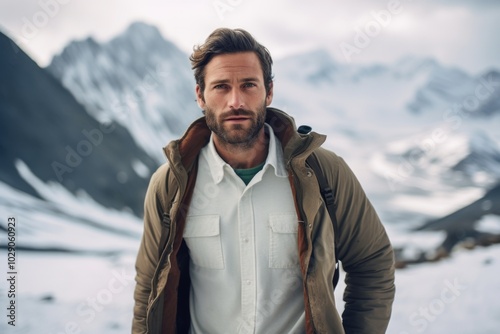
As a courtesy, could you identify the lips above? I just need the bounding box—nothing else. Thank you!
[224,116,250,121]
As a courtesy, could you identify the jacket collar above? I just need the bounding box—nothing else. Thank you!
[163,107,327,173]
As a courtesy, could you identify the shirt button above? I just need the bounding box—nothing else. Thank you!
[242,238,249,243]
[246,280,252,285]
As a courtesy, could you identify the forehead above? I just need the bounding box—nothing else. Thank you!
[204,52,264,81]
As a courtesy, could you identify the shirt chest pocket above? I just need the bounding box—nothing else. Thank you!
[269,213,299,269]
[183,215,224,269]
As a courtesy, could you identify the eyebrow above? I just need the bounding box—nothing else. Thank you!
[208,77,261,86]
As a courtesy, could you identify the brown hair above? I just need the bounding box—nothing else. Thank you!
[190,28,274,98]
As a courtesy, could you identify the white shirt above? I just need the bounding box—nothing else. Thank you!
[184,124,305,334]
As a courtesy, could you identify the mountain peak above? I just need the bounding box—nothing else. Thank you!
[0,36,157,216]
[68,36,100,53]
[46,22,200,162]
[0,31,33,68]
[389,55,440,80]
[122,21,163,42]
[109,21,167,52]
[276,48,338,84]
[48,36,102,71]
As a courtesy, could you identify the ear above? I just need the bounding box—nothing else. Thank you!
[195,84,205,109]
[265,81,274,106]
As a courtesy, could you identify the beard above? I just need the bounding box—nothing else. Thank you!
[204,103,267,149]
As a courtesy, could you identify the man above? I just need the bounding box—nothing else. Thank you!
[133,28,395,334]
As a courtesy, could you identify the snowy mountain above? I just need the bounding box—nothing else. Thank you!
[0,31,157,219]
[3,21,499,237]
[46,22,500,174]
[47,22,201,163]
[403,58,473,114]
[272,51,468,142]
[473,70,500,117]
[371,131,500,192]
[1,22,500,334]
[272,48,500,226]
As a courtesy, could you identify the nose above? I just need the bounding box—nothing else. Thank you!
[228,88,244,110]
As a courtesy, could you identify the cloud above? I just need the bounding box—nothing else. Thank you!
[0,0,499,74]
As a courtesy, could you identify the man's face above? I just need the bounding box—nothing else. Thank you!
[196,52,273,148]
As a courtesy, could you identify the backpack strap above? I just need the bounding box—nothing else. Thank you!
[155,165,179,259]
[306,152,341,289]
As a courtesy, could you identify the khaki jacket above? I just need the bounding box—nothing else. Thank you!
[132,108,395,334]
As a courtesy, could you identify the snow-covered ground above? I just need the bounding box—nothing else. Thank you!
[2,136,499,334]
[338,242,500,334]
[1,239,499,333]
[389,243,500,334]
[2,138,500,334]
[0,252,137,334]
[1,165,499,333]
[0,161,142,253]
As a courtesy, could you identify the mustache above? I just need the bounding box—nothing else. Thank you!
[220,109,254,119]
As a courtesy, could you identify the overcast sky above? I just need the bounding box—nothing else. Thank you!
[1,0,499,74]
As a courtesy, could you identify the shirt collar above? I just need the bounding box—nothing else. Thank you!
[262,123,288,178]
[204,123,288,185]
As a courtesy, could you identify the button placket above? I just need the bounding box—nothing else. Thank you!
[238,188,256,329]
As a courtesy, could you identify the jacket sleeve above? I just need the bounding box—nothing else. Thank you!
[334,157,395,334]
[132,165,167,334]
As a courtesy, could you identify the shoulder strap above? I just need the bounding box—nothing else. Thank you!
[306,152,340,289]
[156,165,179,259]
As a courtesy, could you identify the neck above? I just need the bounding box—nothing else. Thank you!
[213,129,269,169]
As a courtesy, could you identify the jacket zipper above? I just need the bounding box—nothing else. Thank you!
[146,212,174,333]
[147,168,184,333]
[157,212,171,256]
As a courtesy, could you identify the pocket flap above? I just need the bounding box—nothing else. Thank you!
[183,215,220,237]
[269,214,298,233]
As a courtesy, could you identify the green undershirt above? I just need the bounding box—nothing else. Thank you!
[234,162,266,185]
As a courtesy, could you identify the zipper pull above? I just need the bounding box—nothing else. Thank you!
[162,212,171,228]
[158,212,171,258]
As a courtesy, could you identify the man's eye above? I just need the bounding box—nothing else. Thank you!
[243,83,256,88]
[214,84,227,89]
